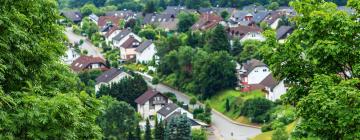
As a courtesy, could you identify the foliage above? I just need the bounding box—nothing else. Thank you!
[272,127,288,140]
[241,98,273,123]
[97,74,148,107]
[80,3,99,16]
[81,17,99,38]
[163,92,178,103]
[155,119,165,140]
[78,69,102,94]
[205,25,230,52]
[262,105,296,132]
[238,40,262,62]
[143,0,157,14]
[231,38,243,56]
[0,0,104,138]
[97,96,139,139]
[145,118,152,140]
[191,129,207,140]
[135,124,142,140]
[266,2,279,10]
[220,11,230,20]
[190,97,197,107]
[165,114,191,140]
[225,98,230,112]
[177,12,199,32]
[139,26,157,40]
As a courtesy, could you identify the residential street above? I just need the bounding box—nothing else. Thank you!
[64,27,103,58]
[138,72,261,140]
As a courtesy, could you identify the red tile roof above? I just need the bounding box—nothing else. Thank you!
[70,55,107,72]
[228,25,262,39]
[192,13,222,31]
[98,16,122,28]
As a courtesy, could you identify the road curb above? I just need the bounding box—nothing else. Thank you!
[211,109,261,129]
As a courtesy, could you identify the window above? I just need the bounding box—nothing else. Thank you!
[149,104,155,110]
[263,69,267,72]
[255,70,258,72]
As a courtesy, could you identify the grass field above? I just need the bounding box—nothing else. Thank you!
[208,89,265,124]
[251,120,298,140]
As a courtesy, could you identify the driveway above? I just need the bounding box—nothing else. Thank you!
[64,27,103,58]
[137,72,261,140]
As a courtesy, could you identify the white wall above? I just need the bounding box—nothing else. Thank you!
[138,100,173,119]
[240,32,266,42]
[271,18,281,29]
[62,47,79,65]
[266,80,287,101]
[95,72,130,93]
[120,47,137,60]
[136,43,156,63]
[247,66,271,84]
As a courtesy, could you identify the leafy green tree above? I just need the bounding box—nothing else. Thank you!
[165,115,191,140]
[97,74,148,107]
[139,27,157,40]
[220,10,229,20]
[145,118,152,140]
[177,12,199,32]
[0,0,103,139]
[192,50,237,98]
[206,25,230,52]
[81,18,99,38]
[97,96,139,139]
[238,40,262,62]
[272,127,288,140]
[185,0,203,9]
[231,39,242,56]
[241,98,273,123]
[135,124,142,140]
[144,0,157,14]
[267,2,279,10]
[190,97,197,108]
[80,3,98,16]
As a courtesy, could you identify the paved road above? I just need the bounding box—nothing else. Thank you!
[64,27,103,58]
[138,72,261,140]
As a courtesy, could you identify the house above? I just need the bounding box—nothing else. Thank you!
[95,68,131,93]
[191,13,222,31]
[62,47,79,65]
[119,35,141,60]
[61,11,82,24]
[135,40,157,63]
[70,55,109,72]
[89,14,99,23]
[198,7,236,16]
[112,29,142,48]
[228,10,269,27]
[276,26,293,43]
[157,103,206,129]
[228,25,265,42]
[143,13,178,31]
[239,59,270,86]
[261,75,287,101]
[242,5,266,12]
[135,89,172,119]
[105,10,138,21]
[263,11,283,29]
[97,16,122,36]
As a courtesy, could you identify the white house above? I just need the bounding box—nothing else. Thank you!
[240,32,266,42]
[112,29,142,49]
[62,47,79,65]
[264,79,287,101]
[135,40,157,63]
[94,68,131,93]
[240,59,270,85]
[119,36,141,60]
[135,89,172,119]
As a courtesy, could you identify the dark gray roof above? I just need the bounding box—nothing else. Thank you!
[157,103,178,117]
[164,113,201,127]
[135,89,166,104]
[260,74,279,90]
[135,40,153,53]
[198,7,235,15]
[242,59,267,76]
[242,5,265,12]
[253,11,270,23]
[105,10,138,20]
[112,29,131,41]
[89,14,99,22]
[163,6,187,15]
[95,68,123,84]
[276,26,293,40]
[231,10,269,23]
[143,13,176,24]
[61,11,82,22]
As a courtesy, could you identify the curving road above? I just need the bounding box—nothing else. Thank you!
[64,27,103,58]
[138,72,261,140]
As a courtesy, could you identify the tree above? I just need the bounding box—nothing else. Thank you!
[165,115,191,140]
[97,96,138,139]
[192,50,237,98]
[145,118,152,140]
[143,0,157,14]
[190,97,197,108]
[238,40,262,62]
[80,3,98,16]
[241,98,273,123]
[81,18,99,38]
[272,127,289,140]
[225,98,230,112]
[177,12,199,32]
[135,124,142,140]
[185,0,202,9]
[155,119,165,140]
[97,74,148,107]
[267,2,279,10]
[0,0,103,138]
[139,27,157,40]
[220,11,230,20]
[206,25,230,52]
[231,39,242,56]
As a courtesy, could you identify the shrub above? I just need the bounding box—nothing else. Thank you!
[272,127,289,140]
[163,92,177,103]
[241,98,273,123]
[191,129,207,140]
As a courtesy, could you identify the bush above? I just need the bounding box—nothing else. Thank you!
[163,92,177,103]
[191,129,207,140]
[272,127,289,140]
[241,98,274,123]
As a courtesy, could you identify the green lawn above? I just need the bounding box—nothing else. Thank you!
[251,120,298,140]
[208,89,265,121]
